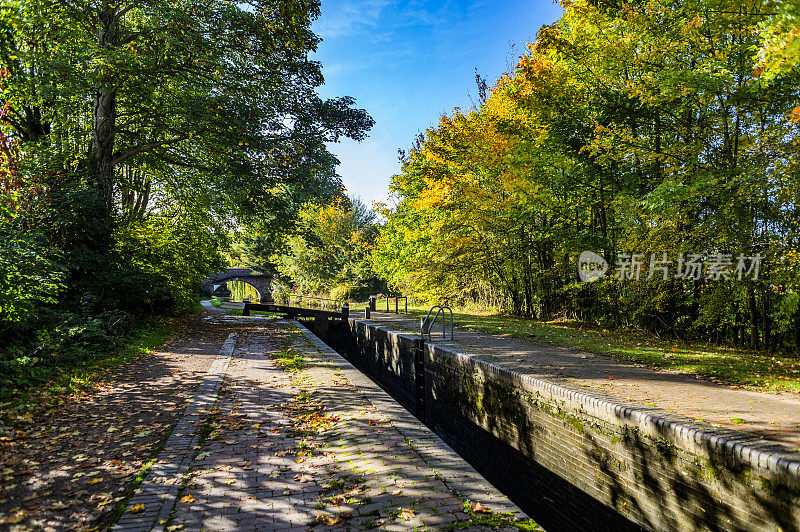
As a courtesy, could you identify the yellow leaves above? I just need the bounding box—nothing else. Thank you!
[87,477,104,485]
[48,501,71,510]
[128,503,145,514]
[180,494,195,503]
[790,106,800,125]
[1,509,25,524]
[316,514,339,526]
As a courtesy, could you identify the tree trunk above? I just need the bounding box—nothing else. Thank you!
[92,87,117,213]
[90,4,121,215]
[749,284,758,349]
[762,285,771,351]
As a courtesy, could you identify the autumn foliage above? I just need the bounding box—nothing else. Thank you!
[375,0,800,350]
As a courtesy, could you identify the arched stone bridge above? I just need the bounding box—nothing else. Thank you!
[201,268,274,303]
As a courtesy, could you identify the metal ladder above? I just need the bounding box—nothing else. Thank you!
[420,305,454,340]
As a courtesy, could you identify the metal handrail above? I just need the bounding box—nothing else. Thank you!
[385,296,408,313]
[420,305,453,340]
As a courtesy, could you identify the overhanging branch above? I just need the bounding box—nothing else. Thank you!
[113,135,191,165]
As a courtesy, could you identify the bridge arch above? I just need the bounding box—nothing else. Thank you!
[201,268,274,303]
[223,278,262,301]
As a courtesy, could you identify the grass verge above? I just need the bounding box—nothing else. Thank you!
[454,501,540,530]
[392,304,800,394]
[104,427,173,528]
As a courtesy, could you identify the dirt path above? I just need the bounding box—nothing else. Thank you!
[0,311,236,531]
[365,312,800,449]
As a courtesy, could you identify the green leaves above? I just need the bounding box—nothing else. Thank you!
[0,227,66,327]
[275,198,381,300]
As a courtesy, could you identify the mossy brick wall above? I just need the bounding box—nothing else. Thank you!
[338,319,800,532]
[344,320,417,413]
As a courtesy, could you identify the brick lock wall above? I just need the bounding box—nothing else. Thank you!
[345,321,417,412]
[336,319,800,532]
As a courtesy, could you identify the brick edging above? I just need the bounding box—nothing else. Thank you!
[113,333,237,532]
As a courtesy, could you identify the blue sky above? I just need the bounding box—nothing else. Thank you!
[311,0,563,207]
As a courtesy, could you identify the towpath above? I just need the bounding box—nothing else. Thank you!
[1,307,533,531]
[363,312,800,449]
[114,315,531,531]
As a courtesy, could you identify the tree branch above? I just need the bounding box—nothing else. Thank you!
[112,135,190,165]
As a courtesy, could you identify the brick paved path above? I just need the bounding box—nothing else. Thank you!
[115,318,532,531]
[364,312,800,449]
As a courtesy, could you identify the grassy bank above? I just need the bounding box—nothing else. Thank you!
[0,317,175,429]
[389,303,800,394]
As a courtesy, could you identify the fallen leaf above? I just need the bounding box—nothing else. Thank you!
[398,508,416,520]
[49,501,71,510]
[128,503,145,514]
[87,477,104,485]
[470,502,492,514]
[4,510,24,524]
[180,494,195,503]
[316,514,340,526]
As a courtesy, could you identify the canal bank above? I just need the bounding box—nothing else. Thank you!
[307,314,800,531]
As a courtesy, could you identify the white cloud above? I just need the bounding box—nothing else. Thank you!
[322,46,419,77]
[315,0,391,39]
